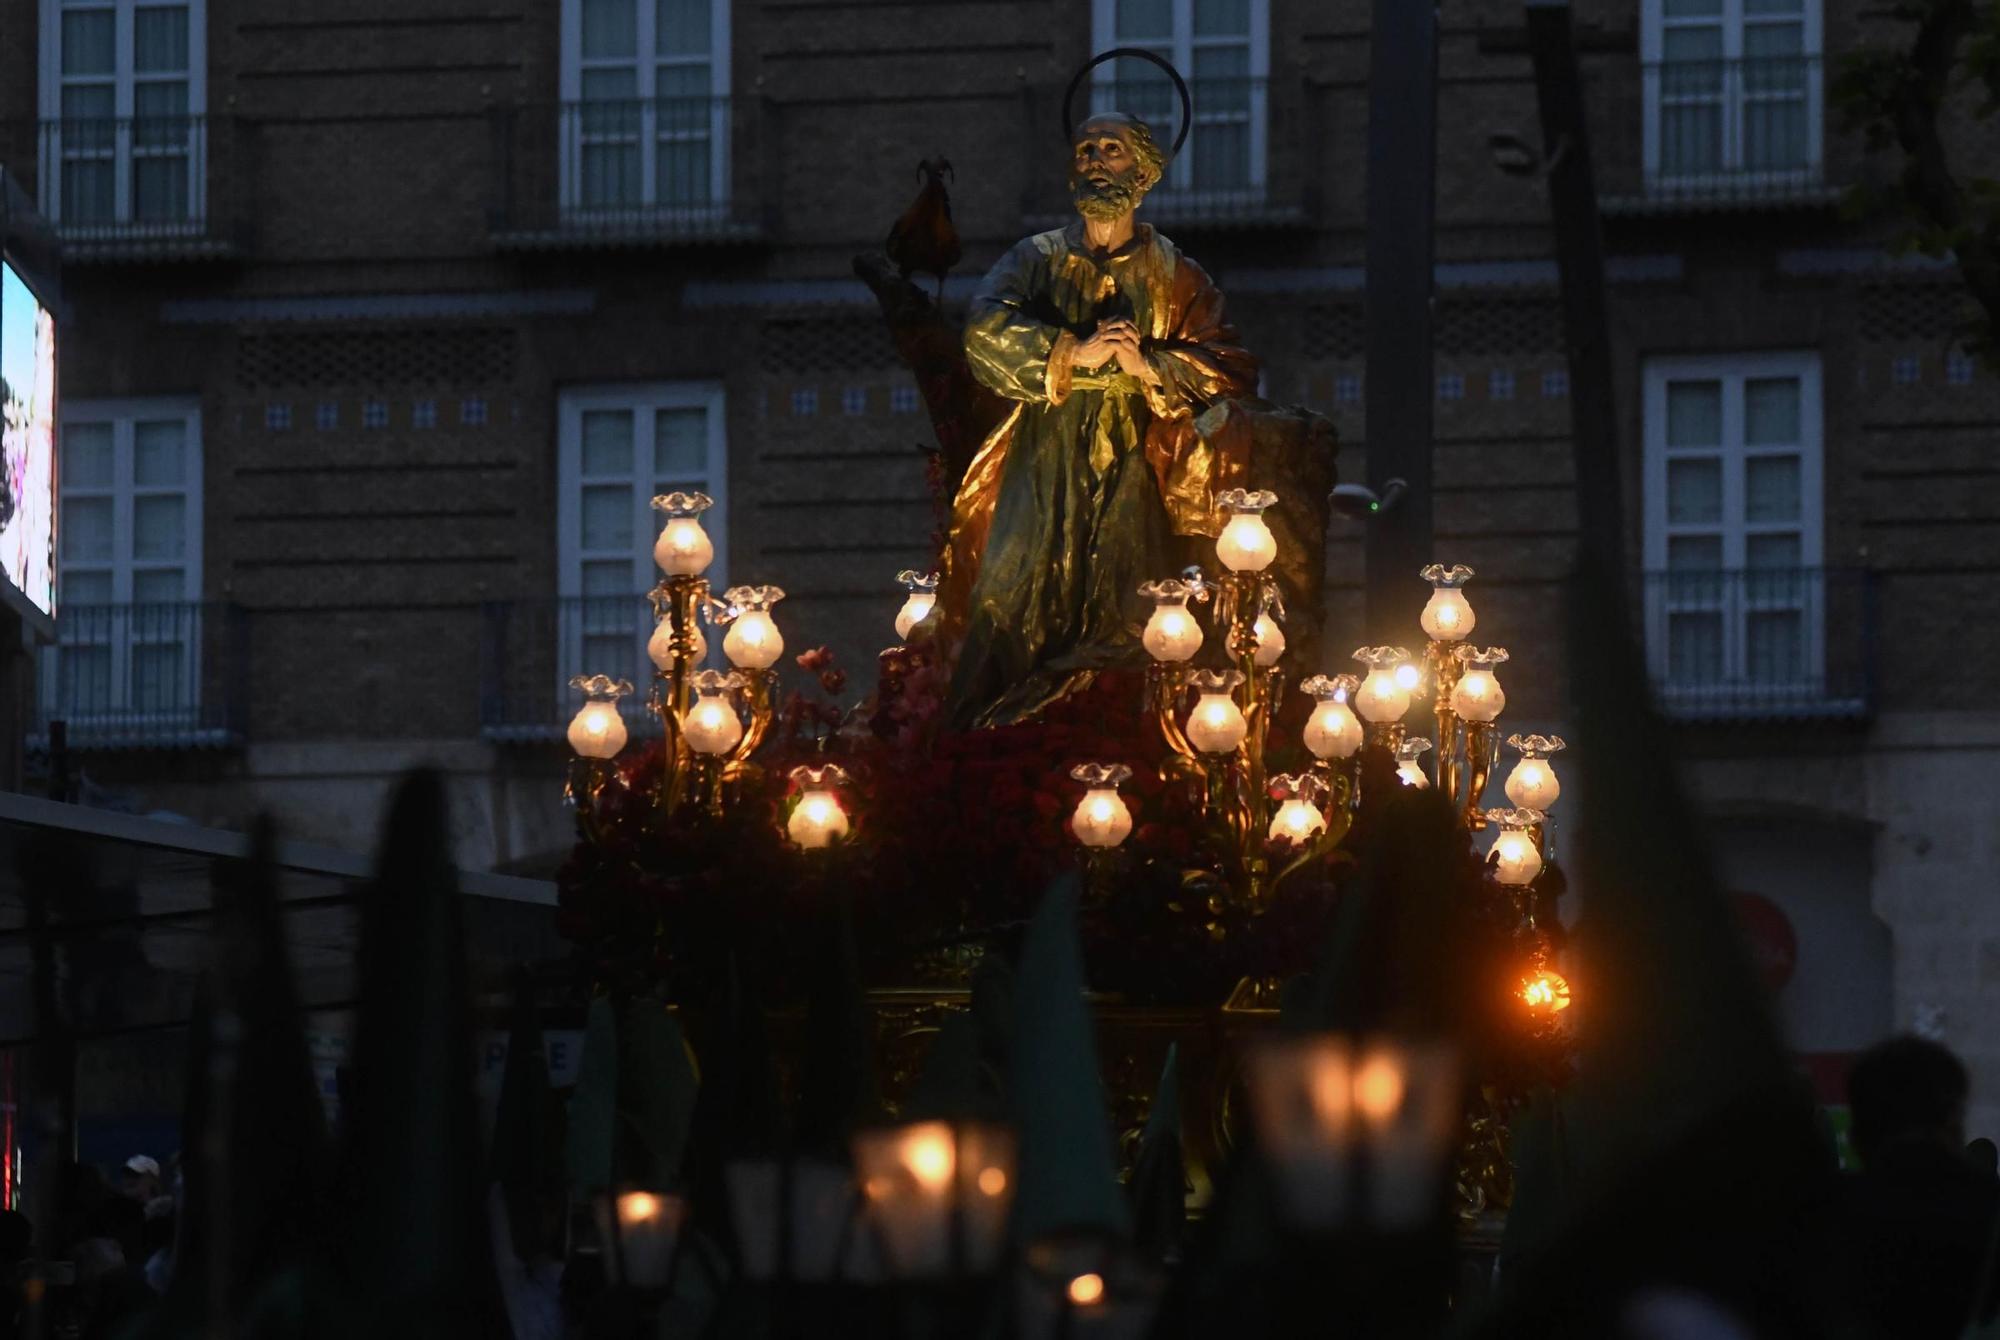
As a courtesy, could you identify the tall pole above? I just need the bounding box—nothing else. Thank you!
[1363,0,1439,641]
[1525,0,1626,580]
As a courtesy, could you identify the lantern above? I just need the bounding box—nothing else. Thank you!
[1068,763,1134,849]
[1352,646,1414,724]
[1504,733,1565,812]
[1485,807,1545,886]
[680,669,745,755]
[1214,488,1280,573]
[1418,563,1476,642]
[1449,646,1509,723]
[595,1188,688,1292]
[1137,578,1206,663]
[852,1119,1017,1278]
[651,491,715,576]
[566,674,633,760]
[721,585,786,670]
[1185,669,1249,754]
[1299,674,1364,761]
[894,569,940,641]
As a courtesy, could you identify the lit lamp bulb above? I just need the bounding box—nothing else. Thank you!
[1137,578,1206,663]
[1395,737,1433,789]
[1185,670,1248,754]
[681,670,744,755]
[1449,647,1509,723]
[893,569,939,642]
[1521,968,1573,1013]
[721,585,786,670]
[1068,763,1134,848]
[648,616,706,672]
[566,674,633,759]
[1214,488,1280,573]
[1351,647,1414,724]
[1253,610,1286,667]
[1485,807,1546,886]
[1268,772,1329,845]
[651,491,715,576]
[1504,733,1565,811]
[1300,674,1364,760]
[787,765,852,850]
[1418,563,1477,642]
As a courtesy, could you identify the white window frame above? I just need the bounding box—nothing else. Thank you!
[47,395,204,726]
[556,381,727,710]
[1642,350,1824,698]
[1640,0,1822,192]
[558,0,732,219]
[37,0,208,231]
[1090,0,1270,201]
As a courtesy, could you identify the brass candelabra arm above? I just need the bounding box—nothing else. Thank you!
[649,574,710,819]
[1148,662,1199,763]
[1463,721,1499,828]
[1269,784,1356,898]
[565,758,612,842]
[720,669,778,784]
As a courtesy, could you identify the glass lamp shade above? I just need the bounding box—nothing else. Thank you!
[895,593,937,641]
[1069,764,1135,849]
[1351,648,1413,724]
[789,792,849,849]
[1449,648,1509,724]
[853,1120,1017,1279]
[720,586,786,670]
[1395,738,1433,789]
[566,674,633,760]
[1252,611,1286,667]
[1269,798,1327,845]
[1418,564,1477,642]
[651,491,716,576]
[1137,579,1207,662]
[596,1189,688,1292]
[1246,1035,1461,1231]
[1485,808,1545,886]
[724,1159,876,1283]
[895,569,940,641]
[1299,675,1363,760]
[787,765,853,850]
[1214,488,1280,572]
[681,673,744,755]
[648,618,707,673]
[1184,671,1248,754]
[1504,734,1566,811]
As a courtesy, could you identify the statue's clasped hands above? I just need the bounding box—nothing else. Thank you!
[1074,317,1159,384]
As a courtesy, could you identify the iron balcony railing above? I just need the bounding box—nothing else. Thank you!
[482,596,671,742]
[488,97,773,248]
[1641,567,1874,720]
[1607,56,1835,211]
[32,601,248,749]
[1024,77,1316,229]
[20,115,247,259]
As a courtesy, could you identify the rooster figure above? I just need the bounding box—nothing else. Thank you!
[886,157,961,304]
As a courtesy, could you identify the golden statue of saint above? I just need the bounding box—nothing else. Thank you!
[940,109,1260,727]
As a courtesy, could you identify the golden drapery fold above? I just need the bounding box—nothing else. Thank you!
[938,221,1260,726]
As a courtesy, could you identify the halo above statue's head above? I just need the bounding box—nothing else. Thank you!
[1062,48,1192,159]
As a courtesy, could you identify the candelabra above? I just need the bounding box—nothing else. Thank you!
[1074,510,1571,924]
[563,491,855,842]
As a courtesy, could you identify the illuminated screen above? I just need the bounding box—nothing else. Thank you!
[0,260,56,618]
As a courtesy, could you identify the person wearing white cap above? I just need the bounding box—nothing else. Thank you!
[119,1155,161,1204]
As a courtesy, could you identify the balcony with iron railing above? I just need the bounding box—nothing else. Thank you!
[31,602,249,750]
[482,596,670,742]
[1599,56,1841,213]
[1642,568,1875,721]
[488,97,774,249]
[7,115,249,261]
[1023,77,1316,230]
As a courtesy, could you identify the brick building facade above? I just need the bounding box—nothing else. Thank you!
[3,0,1998,1125]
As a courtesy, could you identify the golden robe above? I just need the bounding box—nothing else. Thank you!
[940,221,1259,726]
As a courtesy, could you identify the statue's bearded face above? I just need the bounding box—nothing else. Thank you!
[1069,120,1156,223]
